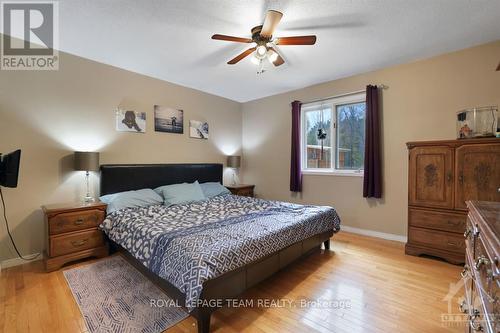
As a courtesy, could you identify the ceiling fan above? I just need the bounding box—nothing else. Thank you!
[211,10,316,71]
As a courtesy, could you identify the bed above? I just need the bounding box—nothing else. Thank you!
[99,163,341,333]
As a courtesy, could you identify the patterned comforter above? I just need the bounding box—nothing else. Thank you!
[101,194,341,309]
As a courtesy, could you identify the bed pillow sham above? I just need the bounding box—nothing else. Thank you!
[156,181,206,206]
[99,188,163,214]
[200,182,231,198]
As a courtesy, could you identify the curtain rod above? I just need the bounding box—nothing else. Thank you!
[302,84,388,105]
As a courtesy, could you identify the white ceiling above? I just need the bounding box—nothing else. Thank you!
[22,1,500,101]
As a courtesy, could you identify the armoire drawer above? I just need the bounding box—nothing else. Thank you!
[409,208,466,234]
[408,227,465,253]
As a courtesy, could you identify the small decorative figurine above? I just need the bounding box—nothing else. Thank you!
[459,123,473,139]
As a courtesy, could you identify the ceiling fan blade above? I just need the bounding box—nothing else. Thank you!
[497,62,500,71]
[275,35,317,45]
[228,47,256,64]
[269,47,284,66]
[212,34,253,43]
[260,10,283,37]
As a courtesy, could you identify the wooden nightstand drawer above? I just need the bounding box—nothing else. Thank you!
[49,209,105,234]
[50,229,104,257]
[226,184,255,197]
[235,188,253,197]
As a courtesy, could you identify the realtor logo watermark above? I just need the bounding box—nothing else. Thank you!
[1,1,59,70]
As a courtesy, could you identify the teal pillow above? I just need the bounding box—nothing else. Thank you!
[99,188,163,214]
[200,182,230,198]
[157,181,206,206]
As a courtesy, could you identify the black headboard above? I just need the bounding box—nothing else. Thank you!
[100,163,223,195]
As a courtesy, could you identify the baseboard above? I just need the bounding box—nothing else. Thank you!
[341,225,407,243]
[0,253,42,272]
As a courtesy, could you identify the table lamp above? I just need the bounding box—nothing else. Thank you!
[74,151,99,203]
[227,155,241,185]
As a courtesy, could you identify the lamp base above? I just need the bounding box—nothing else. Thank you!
[83,195,95,203]
[83,171,95,204]
[232,169,239,186]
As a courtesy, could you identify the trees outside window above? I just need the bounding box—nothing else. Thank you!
[301,92,366,175]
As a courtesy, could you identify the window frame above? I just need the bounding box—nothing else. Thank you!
[300,92,366,176]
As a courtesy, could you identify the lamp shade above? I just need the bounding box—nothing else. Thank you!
[227,155,241,168]
[74,151,100,171]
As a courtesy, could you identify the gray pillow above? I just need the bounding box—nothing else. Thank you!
[200,182,230,198]
[99,188,163,214]
[156,181,206,206]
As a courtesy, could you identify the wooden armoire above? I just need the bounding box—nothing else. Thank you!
[406,138,500,264]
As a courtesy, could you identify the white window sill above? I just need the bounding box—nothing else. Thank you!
[301,170,364,177]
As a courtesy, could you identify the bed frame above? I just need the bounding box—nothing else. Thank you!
[100,163,333,333]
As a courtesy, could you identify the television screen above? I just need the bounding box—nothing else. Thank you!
[0,149,21,188]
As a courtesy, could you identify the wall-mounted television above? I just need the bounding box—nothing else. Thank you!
[0,149,21,188]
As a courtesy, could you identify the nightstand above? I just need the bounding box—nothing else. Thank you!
[42,202,108,272]
[225,184,255,197]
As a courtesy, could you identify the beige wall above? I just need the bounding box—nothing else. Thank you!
[242,41,500,237]
[1,40,498,263]
[0,51,242,261]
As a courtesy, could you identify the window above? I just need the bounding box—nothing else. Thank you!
[301,92,366,175]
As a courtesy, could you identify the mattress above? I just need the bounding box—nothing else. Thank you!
[101,194,341,309]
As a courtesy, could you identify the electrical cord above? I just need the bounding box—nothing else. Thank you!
[0,187,40,261]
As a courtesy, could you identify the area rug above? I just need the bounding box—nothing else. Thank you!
[63,255,188,333]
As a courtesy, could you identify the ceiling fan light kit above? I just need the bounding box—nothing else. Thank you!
[268,50,279,63]
[211,9,317,73]
[256,45,267,56]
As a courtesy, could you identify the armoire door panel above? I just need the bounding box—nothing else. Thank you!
[455,144,500,210]
[409,146,454,209]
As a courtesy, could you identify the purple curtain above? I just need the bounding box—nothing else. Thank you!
[290,100,302,192]
[363,85,382,198]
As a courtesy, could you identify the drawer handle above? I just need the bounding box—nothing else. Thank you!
[464,228,471,239]
[470,308,480,319]
[71,239,88,247]
[459,300,468,313]
[461,265,469,278]
[447,242,457,247]
[74,218,84,225]
[446,171,452,183]
[475,256,489,271]
[470,316,483,332]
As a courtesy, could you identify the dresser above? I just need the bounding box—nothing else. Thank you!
[406,138,500,264]
[42,202,108,271]
[461,201,499,333]
[226,184,255,197]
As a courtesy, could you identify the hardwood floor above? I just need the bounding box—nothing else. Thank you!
[0,232,464,333]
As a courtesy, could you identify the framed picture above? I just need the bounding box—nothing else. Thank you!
[115,109,146,133]
[189,120,209,139]
[154,105,183,134]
